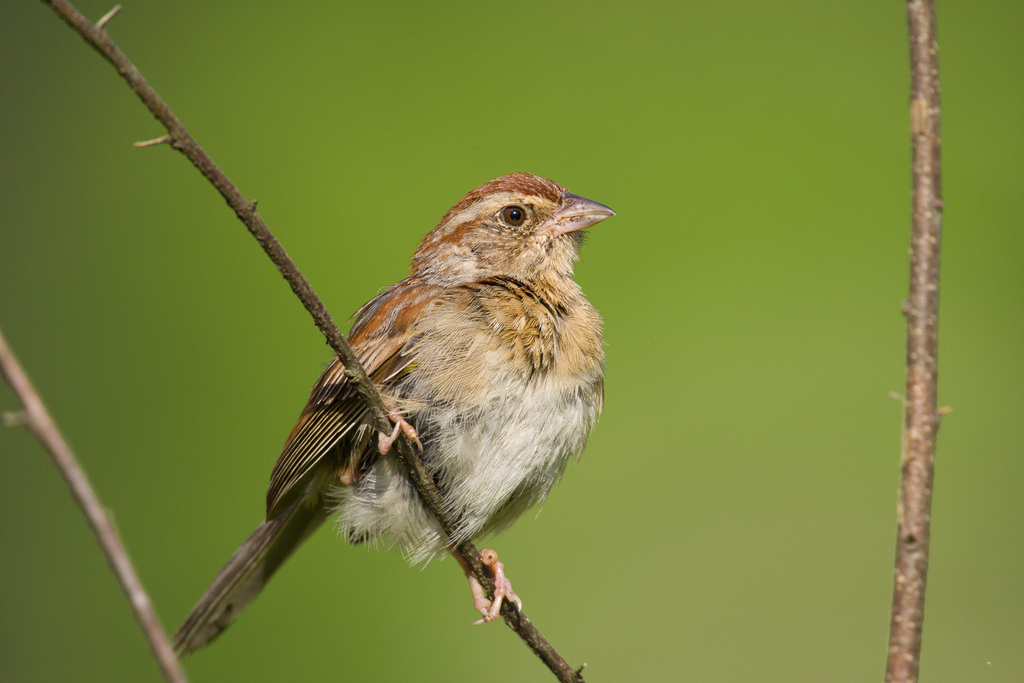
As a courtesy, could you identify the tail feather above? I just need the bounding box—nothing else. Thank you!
[174,501,328,655]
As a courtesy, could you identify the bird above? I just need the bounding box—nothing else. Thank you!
[173,172,614,654]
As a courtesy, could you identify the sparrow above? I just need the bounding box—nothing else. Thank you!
[174,173,614,654]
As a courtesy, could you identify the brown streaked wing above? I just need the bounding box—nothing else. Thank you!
[264,359,364,519]
[264,281,442,519]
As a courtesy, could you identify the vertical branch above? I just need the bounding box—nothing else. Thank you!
[0,328,188,683]
[886,2,943,682]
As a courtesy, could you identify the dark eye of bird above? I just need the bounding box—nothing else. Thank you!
[501,205,526,227]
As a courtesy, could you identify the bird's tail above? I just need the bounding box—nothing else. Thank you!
[173,500,329,655]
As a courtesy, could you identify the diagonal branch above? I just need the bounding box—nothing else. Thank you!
[0,328,188,683]
[41,1,584,681]
[886,2,943,682]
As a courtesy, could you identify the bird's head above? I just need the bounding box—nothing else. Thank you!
[411,173,614,284]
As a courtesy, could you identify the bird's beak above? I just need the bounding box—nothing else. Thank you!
[544,193,616,237]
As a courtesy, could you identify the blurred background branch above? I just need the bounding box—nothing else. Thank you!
[0,327,187,683]
[885,2,944,682]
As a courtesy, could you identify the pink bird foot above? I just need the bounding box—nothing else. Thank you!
[462,548,522,624]
[377,411,422,454]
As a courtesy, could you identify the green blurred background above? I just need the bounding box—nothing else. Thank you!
[2,1,1022,681]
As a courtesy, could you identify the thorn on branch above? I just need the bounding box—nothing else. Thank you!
[134,134,172,148]
[96,5,122,31]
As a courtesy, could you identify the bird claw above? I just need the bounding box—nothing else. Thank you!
[467,548,522,625]
[378,412,422,454]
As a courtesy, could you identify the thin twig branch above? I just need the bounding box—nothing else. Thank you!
[886,2,943,682]
[41,1,583,680]
[0,328,188,683]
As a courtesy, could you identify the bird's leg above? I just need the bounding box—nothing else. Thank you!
[454,548,522,625]
[377,410,422,454]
